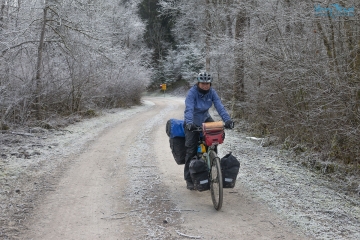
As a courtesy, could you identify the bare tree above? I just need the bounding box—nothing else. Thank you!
[34,1,49,119]
[159,0,359,164]
[0,0,151,126]
[232,2,246,106]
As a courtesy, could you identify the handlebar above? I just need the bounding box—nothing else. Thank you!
[192,127,203,132]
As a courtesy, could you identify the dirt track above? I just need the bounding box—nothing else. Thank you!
[3,96,307,240]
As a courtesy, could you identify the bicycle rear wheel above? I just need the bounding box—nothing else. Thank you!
[209,150,223,211]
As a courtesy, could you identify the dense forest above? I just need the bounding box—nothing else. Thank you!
[0,0,359,166]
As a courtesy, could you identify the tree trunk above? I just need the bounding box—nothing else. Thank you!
[232,5,246,107]
[205,0,211,71]
[226,0,233,38]
[34,2,48,120]
[0,0,7,30]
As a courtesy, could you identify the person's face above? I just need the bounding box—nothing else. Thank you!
[198,82,211,91]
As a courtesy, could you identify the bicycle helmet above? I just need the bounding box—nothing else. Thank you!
[197,71,212,83]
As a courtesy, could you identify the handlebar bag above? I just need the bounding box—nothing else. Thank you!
[220,153,240,188]
[202,122,224,146]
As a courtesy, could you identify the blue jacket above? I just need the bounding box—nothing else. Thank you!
[184,85,231,126]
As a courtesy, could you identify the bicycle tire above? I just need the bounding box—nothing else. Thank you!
[209,150,223,211]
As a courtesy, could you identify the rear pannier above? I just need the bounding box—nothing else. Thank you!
[166,119,186,165]
[169,137,186,165]
[166,118,185,138]
[220,153,240,188]
[189,158,210,191]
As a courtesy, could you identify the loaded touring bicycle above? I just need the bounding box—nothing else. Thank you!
[166,119,240,211]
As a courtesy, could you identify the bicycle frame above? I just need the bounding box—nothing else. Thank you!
[194,127,220,173]
[194,125,223,210]
[198,142,214,170]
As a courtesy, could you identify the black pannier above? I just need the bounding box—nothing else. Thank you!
[166,119,186,165]
[189,158,210,191]
[220,153,240,188]
[169,137,186,165]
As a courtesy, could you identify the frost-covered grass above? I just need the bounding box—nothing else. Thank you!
[208,103,360,240]
[220,129,360,240]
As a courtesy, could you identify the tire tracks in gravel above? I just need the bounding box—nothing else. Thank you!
[122,97,184,239]
[1,99,157,240]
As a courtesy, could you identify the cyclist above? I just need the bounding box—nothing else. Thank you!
[184,71,234,190]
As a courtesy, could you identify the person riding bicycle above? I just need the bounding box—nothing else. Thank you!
[184,71,234,190]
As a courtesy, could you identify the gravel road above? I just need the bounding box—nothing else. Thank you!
[0,96,359,239]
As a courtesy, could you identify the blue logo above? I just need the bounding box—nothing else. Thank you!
[314,3,355,17]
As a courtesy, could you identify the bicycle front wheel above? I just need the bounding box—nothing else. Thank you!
[209,150,223,211]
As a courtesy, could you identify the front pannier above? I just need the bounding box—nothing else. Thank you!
[189,158,210,191]
[220,153,240,188]
[166,119,186,165]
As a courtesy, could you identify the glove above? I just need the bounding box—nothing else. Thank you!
[186,123,198,131]
[224,120,234,129]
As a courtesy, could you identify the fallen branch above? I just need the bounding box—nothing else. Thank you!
[168,209,199,212]
[111,212,128,216]
[131,165,156,168]
[145,198,171,201]
[101,216,126,220]
[175,230,201,239]
[10,132,36,137]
